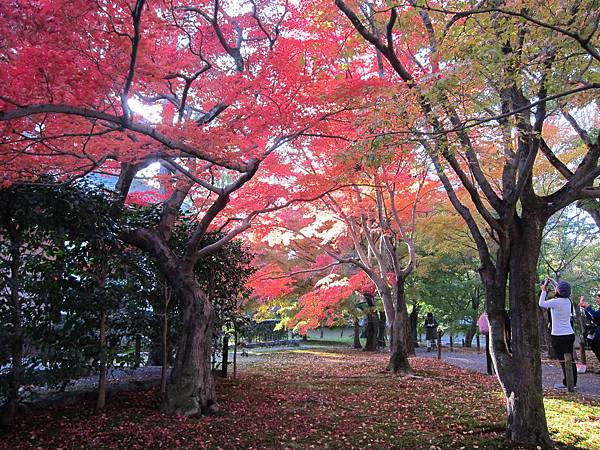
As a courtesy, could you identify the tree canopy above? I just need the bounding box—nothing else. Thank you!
[0,0,599,446]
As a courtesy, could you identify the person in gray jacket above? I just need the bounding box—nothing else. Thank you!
[539,278,577,389]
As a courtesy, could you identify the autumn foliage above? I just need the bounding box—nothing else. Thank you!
[1,0,599,444]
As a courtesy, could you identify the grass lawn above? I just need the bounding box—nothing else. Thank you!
[2,349,599,449]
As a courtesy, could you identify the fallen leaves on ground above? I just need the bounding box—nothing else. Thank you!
[2,349,598,449]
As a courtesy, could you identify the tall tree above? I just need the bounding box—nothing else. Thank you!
[252,138,436,372]
[333,0,599,445]
[0,0,344,416]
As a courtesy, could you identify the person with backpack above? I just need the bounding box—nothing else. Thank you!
[579,294,600,363]
[539,278,577,389]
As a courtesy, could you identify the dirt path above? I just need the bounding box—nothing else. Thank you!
[418,347,600,398]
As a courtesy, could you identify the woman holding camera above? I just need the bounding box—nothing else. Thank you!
[539,279,577,389]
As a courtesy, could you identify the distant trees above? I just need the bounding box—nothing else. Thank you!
[412,211,484,347]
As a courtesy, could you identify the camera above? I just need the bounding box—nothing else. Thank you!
[543,277,556,289]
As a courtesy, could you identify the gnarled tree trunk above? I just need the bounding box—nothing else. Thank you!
[488,216,552,446]
[162,275,217,417]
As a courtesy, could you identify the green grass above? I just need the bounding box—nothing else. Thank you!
[545,396,600,449]
[303,337,355,346]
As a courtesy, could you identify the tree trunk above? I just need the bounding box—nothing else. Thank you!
[464,320,478,348]
[320,324,324,339]
[377,310,386,348]
[162,277,217,417]
[388,280,413,374]
[381,290,396,351]
[379,290,395,334]
[97,306,108,410]
[364,309,378,351]
[233,327,238,380]
[353,316,362,349]
[160,285,171,396]
[488,217,552,446]
[2,234,23,426]
[220,333,229,378]
[389,312,412,373]
[409,305,419,350]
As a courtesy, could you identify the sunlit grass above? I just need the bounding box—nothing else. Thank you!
[289,349,345,358]
[247,349,346,358]
[545,396,600,449]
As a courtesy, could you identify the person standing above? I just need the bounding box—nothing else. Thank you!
[579,294,600,363]
[539,278,577,389]
[424,312,438,352]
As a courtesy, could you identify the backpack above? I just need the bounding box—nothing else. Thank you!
[583,310,600,338]
[478,313,489,335]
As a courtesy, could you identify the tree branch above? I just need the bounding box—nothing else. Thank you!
[121,0,146,124]
[0,104,251,172]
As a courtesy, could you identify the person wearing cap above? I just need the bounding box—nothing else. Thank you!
[539,278,577,389]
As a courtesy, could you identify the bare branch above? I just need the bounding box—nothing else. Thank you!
[267,262,343,280]
[121,0,146,124]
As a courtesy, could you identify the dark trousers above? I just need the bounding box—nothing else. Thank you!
[588,339,600,363]
[551,334,577,386]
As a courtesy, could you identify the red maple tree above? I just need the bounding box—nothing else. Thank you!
[0,0,355,416]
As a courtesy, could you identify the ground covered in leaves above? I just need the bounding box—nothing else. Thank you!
[2,349,599,449]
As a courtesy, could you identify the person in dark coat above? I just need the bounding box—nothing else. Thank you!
[424,312,438,352]
[580,294,600,363]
